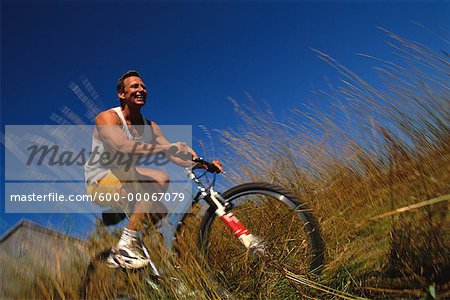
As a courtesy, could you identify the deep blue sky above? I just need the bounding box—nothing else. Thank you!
[1,0,448,237]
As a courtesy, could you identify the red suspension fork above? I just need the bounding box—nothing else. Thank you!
[220,212,250,237]
[210,190,259,249]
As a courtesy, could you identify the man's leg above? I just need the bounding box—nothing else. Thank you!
[126,167,169,230]
[108,168,169,269]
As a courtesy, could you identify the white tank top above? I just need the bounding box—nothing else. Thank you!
[84,107,155,184]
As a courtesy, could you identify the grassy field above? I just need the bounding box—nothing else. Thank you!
[214,30,449,299]
[1,30,449,299]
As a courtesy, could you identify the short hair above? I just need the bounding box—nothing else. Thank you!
[116,70,141,92]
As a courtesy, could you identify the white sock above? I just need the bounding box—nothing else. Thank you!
[117,227,138,247]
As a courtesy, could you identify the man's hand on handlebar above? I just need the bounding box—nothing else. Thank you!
[167,143,223,173]
[169,142,197,159]
[166,142,197,167]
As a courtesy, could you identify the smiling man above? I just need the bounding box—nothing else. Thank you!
[84,70,202,269]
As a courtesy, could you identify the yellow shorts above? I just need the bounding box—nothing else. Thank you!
[86,171,137,213]
[86,170,168,214]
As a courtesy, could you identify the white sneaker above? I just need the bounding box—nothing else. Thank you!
[106,238,153,269]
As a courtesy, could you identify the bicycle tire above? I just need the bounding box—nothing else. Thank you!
[198,182,324,298]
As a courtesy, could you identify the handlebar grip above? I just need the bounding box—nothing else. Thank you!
[206,162,221,173]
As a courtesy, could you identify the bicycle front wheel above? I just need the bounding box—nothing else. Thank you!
[199,183,324,299]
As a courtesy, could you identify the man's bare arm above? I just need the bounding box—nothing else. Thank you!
[149,120,224,172]
[95,110,172,155]
[150,120,196,167]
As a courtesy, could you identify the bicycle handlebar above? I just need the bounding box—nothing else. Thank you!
[168,146,222,174]
[193,157,222,174]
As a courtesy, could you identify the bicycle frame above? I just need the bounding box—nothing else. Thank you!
[99,160,263,256]
[178,165,263,251]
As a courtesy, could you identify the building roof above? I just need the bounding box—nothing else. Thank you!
[0,218,86,245]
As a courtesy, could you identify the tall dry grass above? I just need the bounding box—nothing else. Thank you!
[216,29,449,299]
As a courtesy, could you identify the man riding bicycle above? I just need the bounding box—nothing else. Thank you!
[84,70,222,269]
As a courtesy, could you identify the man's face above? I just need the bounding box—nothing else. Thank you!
[119,76,147,107]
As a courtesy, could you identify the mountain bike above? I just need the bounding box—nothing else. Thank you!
[80,156,325,299]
